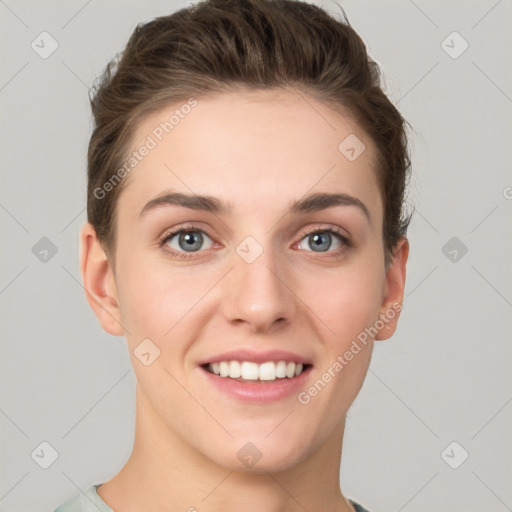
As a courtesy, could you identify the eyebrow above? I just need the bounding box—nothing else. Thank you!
[138,191,371,223]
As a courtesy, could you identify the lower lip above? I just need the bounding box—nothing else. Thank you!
[199,365,313,403]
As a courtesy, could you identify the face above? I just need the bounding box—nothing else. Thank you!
[82,88,407,472]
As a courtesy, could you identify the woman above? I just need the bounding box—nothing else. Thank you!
[54,0,412,510]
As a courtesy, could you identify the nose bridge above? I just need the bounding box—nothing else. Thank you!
[222,234,295,331]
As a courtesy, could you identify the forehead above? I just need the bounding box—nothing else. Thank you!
[118,88,382,225]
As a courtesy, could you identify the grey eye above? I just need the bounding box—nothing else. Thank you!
[166,230,214,253]
[298,231,344,253]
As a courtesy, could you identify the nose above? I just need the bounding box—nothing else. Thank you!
[220,244,298,334]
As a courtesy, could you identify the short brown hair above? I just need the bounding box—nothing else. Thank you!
[87,0,413,267]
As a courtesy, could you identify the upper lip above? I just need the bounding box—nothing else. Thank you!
[198,349,313,366]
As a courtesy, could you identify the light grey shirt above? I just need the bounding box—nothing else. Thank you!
[52,483,372,512]
[53,484,113,512]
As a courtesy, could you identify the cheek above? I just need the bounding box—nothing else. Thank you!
[302,262,384,344]
[115,256,215,342]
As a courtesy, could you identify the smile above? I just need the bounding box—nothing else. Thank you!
[203,360,312,382]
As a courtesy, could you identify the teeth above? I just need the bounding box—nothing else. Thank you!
[207,360,307,381]
[241,361,259,380]
[259,362,275,381]
[219,361,229,377]
[275,361,287,378]
[228,361,241,378]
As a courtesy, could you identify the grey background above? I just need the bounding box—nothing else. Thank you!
[1,0,511,511]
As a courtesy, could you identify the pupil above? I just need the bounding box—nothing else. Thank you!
[310,232,330,252]
[180,231,202,252]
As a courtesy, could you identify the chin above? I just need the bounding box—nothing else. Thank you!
[208,435,309,474]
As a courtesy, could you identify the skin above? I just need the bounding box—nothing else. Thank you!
[80,87,408,512]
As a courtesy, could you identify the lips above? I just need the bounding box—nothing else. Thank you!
[196,348,315,401]
[199,360,313,402]
[197,348,313,367]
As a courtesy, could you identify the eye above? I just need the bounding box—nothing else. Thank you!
[296,225,352,255]
[158,222,352,260]
[159,223,215,259]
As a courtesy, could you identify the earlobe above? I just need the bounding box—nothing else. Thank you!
[375,237,409,341]
[79,222,125,337]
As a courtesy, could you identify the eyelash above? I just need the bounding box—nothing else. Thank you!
[158,222,353,260]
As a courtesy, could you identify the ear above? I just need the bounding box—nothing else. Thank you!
[375,237,409,341]
[79,222,124,337]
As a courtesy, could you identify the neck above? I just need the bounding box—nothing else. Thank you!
[97,384,355,512]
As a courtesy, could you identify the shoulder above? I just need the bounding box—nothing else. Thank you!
[52,484,113,512]
[349,498,373,512]
[53,492,80,512]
